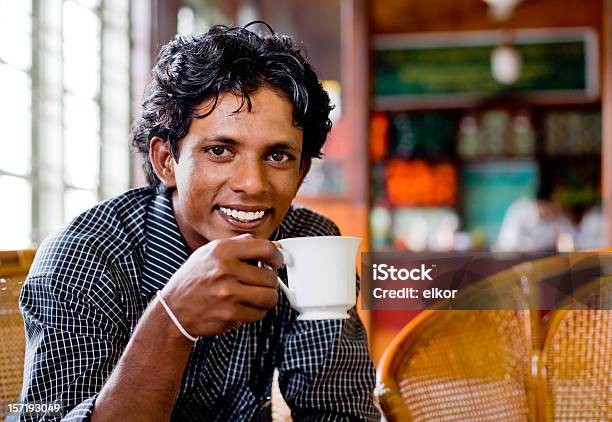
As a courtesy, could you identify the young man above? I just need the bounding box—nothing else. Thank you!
[16,25,377,421]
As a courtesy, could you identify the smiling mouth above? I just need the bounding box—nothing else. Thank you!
[216,205,270,224]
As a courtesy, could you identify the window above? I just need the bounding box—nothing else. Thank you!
[0,0,131,250]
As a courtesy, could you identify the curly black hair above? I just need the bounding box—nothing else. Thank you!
[131,23,333,191]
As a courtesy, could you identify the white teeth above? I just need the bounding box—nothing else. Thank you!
[219,207,266,222]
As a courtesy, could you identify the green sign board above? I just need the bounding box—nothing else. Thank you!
[373,30,597,103]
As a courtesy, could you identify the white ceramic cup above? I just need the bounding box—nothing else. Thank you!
[273,236,362,320]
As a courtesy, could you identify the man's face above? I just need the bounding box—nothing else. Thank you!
[157,87,309,250]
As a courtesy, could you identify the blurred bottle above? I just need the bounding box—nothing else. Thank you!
[457,114,480,159]
[370,205,392,250]
[511,110,535,156]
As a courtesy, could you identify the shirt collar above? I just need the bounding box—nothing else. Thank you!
[140,192,191,300]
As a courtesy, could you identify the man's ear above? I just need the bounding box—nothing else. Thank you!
[149,137,177,189]
[297,157,312,190]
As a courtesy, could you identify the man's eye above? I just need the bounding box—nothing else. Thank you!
[206,146,231,157]
[268,151,292,162]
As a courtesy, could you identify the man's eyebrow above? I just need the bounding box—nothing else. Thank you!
[266,141,301,152]
[201,136,239,145]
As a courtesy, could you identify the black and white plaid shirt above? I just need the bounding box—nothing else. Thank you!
[14,188,377,421]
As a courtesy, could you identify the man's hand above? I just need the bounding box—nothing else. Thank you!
[160,233,284,337]
[92,234,283,421]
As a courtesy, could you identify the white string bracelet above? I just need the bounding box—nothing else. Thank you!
[155,290,198,343]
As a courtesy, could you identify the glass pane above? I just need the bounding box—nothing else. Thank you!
[0,176,31,249]
[0,0,32,69]
[104,0,129,32]
[76,0,100,9]
[64,188,97,223]
[64,94,99,189]
[104,30,130,70]
[63,0,100,97]
[0,64,30,175]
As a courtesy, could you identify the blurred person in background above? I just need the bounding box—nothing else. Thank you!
[13,24,377,421]
[494,183,575,252]
[576,205,606,250]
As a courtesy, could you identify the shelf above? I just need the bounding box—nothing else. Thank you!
[374,94,601,112]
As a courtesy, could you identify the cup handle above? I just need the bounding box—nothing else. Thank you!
[275,275,293,301]
[259,246,295,305]
[275,245,293,267]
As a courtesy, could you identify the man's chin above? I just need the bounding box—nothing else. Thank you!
[203,225,274,240]
[229,227,275,239]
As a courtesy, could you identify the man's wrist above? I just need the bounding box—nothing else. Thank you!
[155,290,199,342]
[146,296,195,348]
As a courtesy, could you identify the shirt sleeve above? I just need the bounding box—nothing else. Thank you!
[278,294,378,421]
[14,274,129,422]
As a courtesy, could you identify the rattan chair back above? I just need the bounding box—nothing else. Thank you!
[539,277,612,421]
[374,272,537,422]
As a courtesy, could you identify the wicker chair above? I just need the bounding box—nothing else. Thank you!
[374,253,612,422]
[539,277,612,421]
[374,309,536,421]
[0,250,35,416]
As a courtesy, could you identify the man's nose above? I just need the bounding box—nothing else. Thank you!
[230,159,269,195]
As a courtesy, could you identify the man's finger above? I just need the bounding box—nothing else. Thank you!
[235,284,279,310]
[231,261,278,288]
[220,236,284,269]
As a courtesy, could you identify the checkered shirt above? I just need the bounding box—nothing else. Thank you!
[13,188,377,421]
